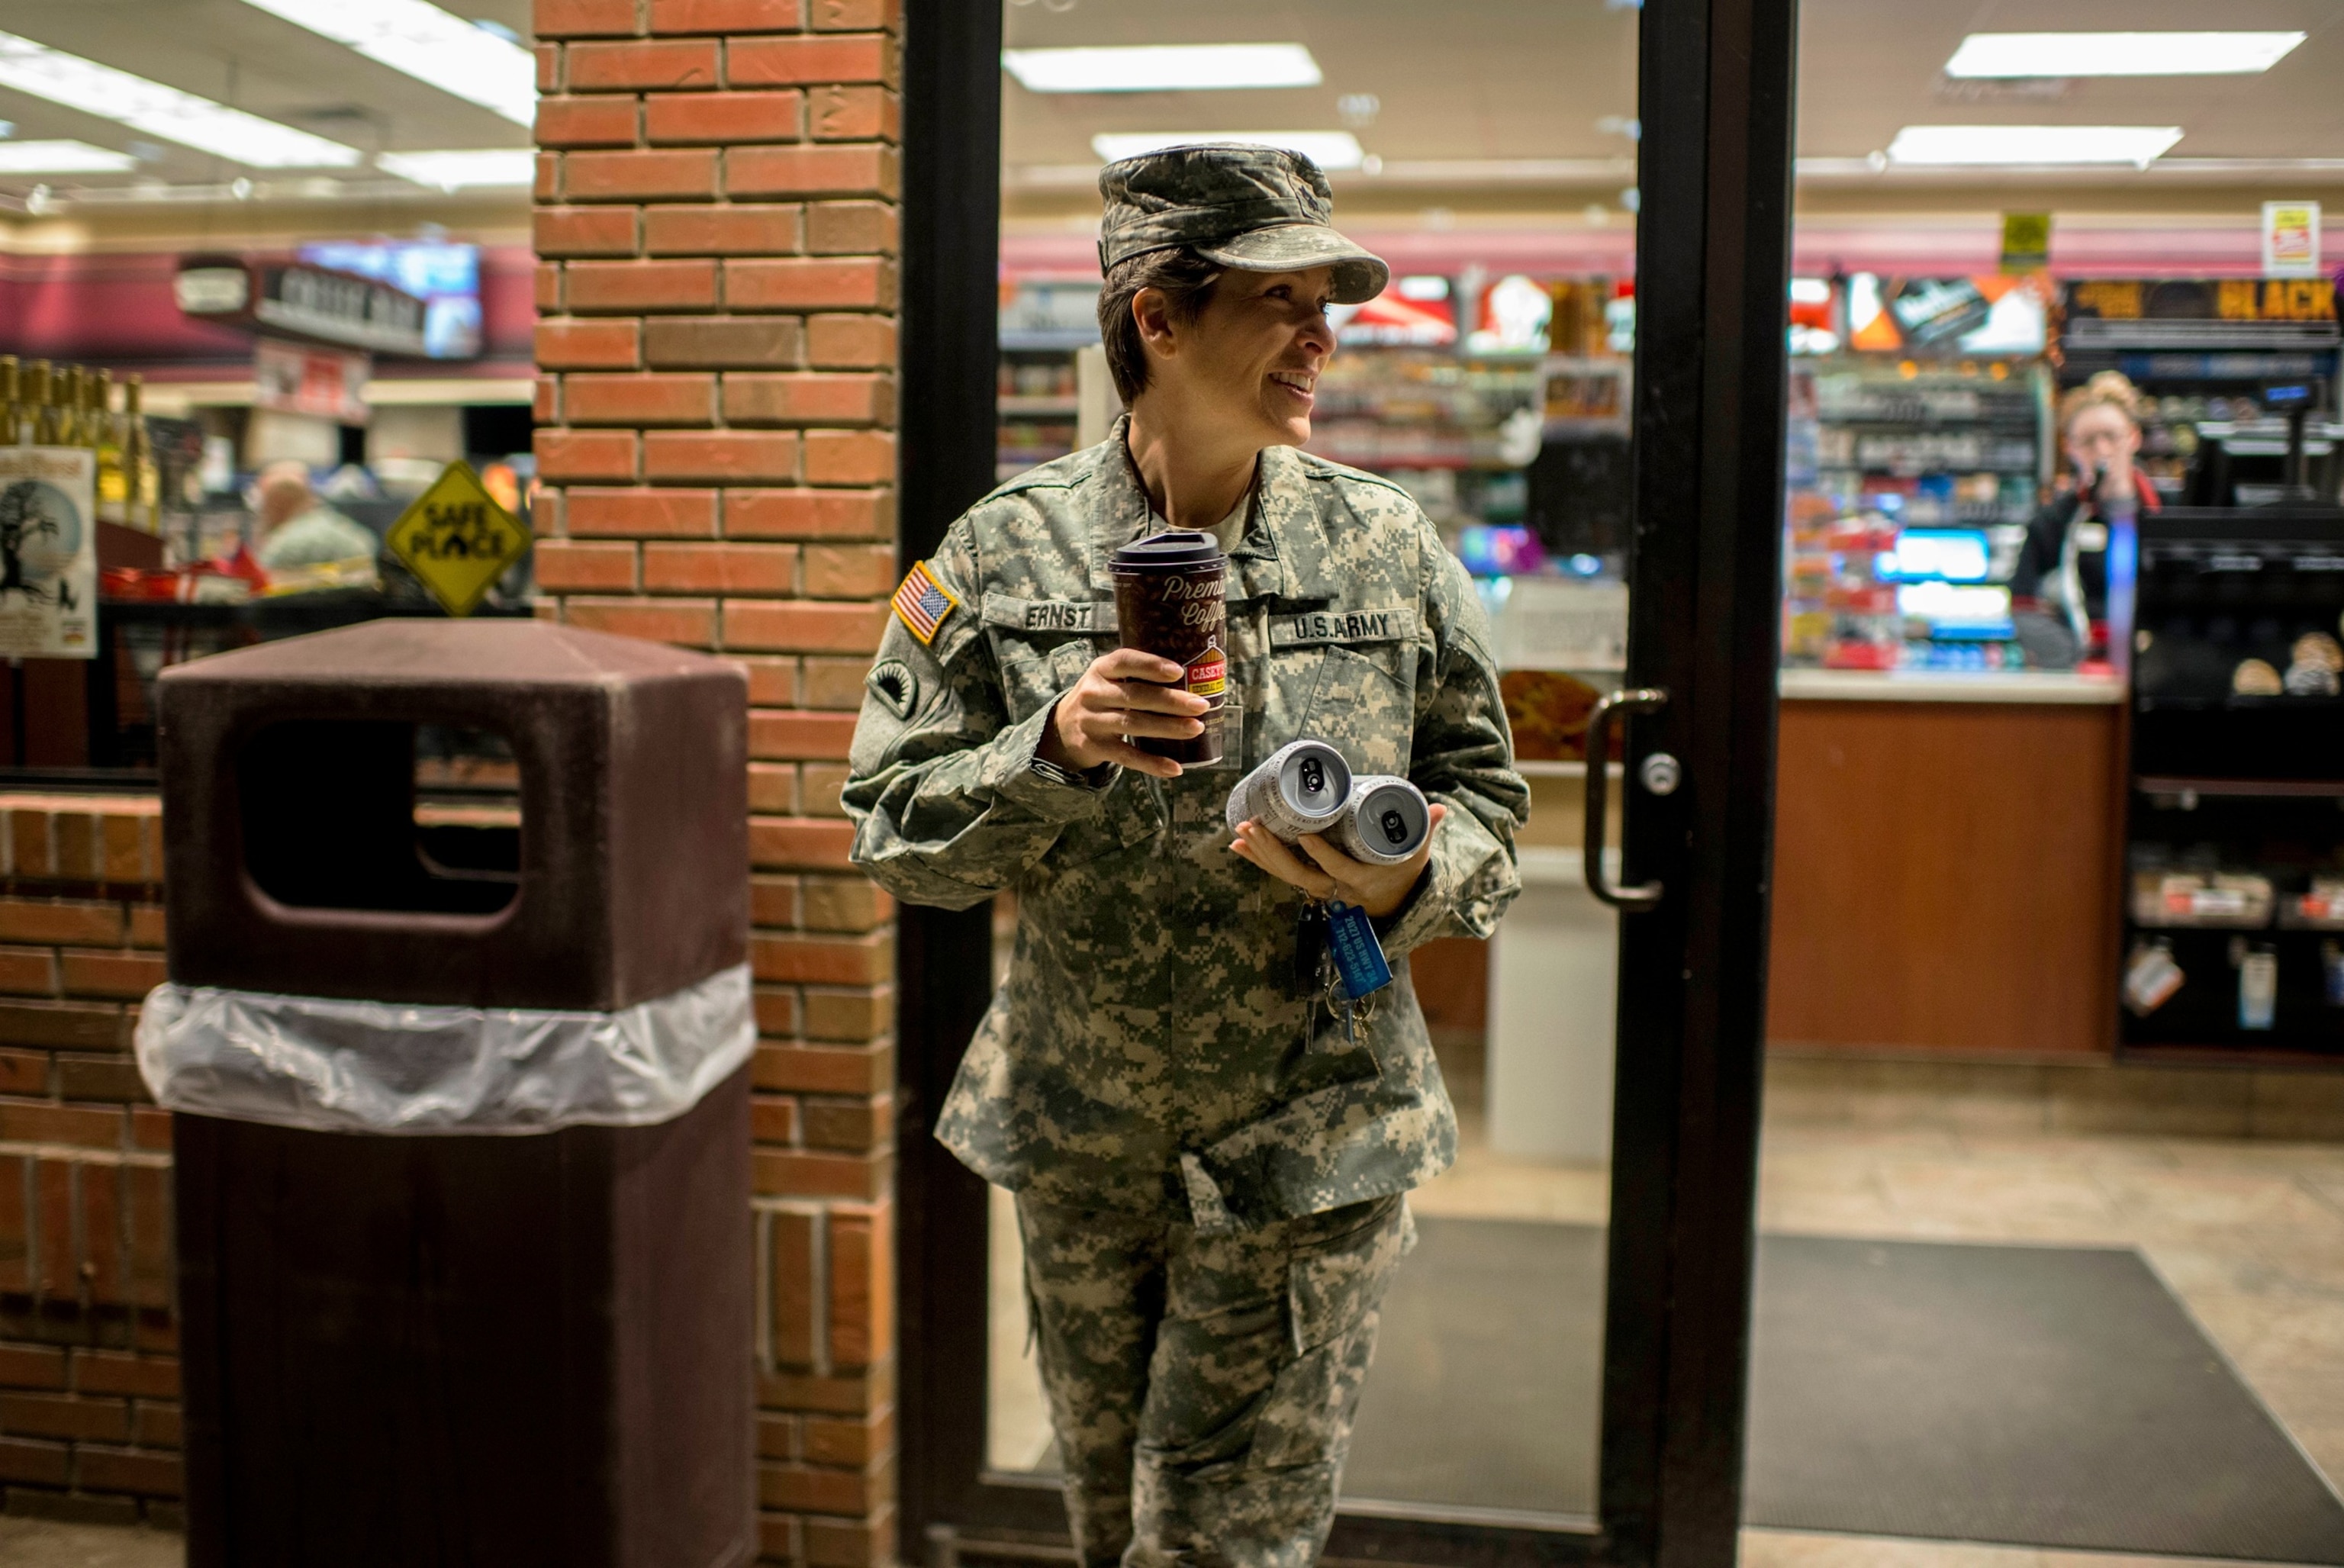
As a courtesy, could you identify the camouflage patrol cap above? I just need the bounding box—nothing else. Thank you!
[1097,143,1389,304]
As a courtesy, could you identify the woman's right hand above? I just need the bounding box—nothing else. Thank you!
[1038,649,1208,779]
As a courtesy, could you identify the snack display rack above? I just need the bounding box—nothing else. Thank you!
[2057,278,2343,507]
[2120,507,2344,1055]
[992,274,1632,536]
[1781,358,2053,671]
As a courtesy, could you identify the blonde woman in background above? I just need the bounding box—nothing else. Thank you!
[2010,369,2161,667]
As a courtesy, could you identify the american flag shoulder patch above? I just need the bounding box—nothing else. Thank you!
[890,560,959,645]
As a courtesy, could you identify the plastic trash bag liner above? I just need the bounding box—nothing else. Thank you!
[134,962,755,1135]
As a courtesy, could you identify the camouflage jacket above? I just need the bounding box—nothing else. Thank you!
[844,419,1527,1224]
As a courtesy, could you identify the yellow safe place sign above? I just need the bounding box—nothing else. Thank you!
[388,461,531,617]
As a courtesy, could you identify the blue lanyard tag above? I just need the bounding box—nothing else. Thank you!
[1324,900,1393,1000]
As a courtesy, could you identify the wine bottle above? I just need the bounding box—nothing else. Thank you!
[124,375,159,534]
[24,361,53,445]
[0,356,18,446]
[53,365,81,448]
[92,369,127,526]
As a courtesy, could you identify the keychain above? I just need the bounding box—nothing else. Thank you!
[1296,896,1391,1052]
[1293,900,1329,994]
[1324,899,1393,1000]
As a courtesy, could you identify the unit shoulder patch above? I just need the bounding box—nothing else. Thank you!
[867,658,919,720]
[891,560,959,645]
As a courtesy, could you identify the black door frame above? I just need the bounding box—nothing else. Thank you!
[894,0,1798,1559]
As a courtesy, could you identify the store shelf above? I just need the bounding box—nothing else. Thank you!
[2137,776,2344,800]
[1515,760,1625,779]
[998,395,1079,416]
[1779,669,2124,704]
[1000,330,1096,352]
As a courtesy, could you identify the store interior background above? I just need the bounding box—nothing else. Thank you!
[2,0,2344,1560]
[0,0,538,723]
[984,1,2344,1561]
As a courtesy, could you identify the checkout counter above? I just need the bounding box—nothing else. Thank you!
[1766,668,2123,1058]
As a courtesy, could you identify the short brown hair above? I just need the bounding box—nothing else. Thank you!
[1096,246,1222,404]
[2059,369,2145,434]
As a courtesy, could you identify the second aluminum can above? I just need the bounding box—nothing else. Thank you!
[1224,739,1355,839]
[1332,776,1432,865]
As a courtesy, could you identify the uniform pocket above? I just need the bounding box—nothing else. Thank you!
[1303,646,1416,779]
[1245,1196,1412,1471]
[997,638,1098,725]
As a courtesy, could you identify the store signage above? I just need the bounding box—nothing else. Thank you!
[300,241,482,359]
[2062,279,2336,324]
[388,461,531,617]
[1329,275,1457,346]
[2000,212,2052,274]
[0,447,95,659]
[1846,275,2049,355]
[175,253,429,356]
[1466,275,1554,356]
[253,338,369,424]
[2262,201,2322,279]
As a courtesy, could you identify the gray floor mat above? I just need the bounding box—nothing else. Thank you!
[1341,1219,2344,1561]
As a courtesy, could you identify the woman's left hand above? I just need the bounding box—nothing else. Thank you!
[1229,803,1446,919]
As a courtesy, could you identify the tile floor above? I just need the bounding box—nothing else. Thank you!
[0,1515,180,1567]
[22,1087,2344,1566]
[1758,1111,2344,1508]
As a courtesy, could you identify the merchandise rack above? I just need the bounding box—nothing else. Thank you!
[1803,358,2052,523]
[2120,506,2344,1059]
[1781,356,2052,671]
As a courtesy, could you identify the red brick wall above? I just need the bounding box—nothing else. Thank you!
[0,795,182,1528]
[533,2,902,1562]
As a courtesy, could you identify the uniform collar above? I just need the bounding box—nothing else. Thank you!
[1086,416,1343,602]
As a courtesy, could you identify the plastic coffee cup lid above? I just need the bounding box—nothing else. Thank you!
[1111,530,1222,571]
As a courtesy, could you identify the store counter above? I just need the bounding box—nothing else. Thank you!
[1766,668,2125,1057]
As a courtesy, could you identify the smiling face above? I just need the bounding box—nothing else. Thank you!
[1136,264,1340,450]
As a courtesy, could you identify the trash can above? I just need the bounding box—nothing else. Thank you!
[134,618,755,1568]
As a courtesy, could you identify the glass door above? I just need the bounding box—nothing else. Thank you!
[896,0,1798,1558]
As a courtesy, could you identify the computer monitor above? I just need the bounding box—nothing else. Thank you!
[1880,527,1992,583]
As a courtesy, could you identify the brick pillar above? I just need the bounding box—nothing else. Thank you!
[531,3,901,1563]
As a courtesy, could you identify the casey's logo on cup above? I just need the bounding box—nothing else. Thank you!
[1186,637,1228,706]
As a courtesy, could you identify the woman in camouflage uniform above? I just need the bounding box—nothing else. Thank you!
[845,145,1526,1566]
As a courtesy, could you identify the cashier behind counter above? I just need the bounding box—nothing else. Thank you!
[2009,370,2158,667]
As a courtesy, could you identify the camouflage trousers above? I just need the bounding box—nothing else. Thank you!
[1015,1190,1414,1568]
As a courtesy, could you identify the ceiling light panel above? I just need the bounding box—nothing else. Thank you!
[1945,32,2305,78]
[0,138,134,173]
[1888,124,2183,167]
[1006,44,1322,94]
[0,31,362,167]
[1091,130,1363,169]
[378,147,535,188]
[240,0,536,125]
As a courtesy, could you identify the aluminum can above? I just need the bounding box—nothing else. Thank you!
[1331,775,1431,865]
[1223,739,1354,839]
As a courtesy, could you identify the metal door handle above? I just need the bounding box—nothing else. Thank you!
[1583,687,1668,912]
